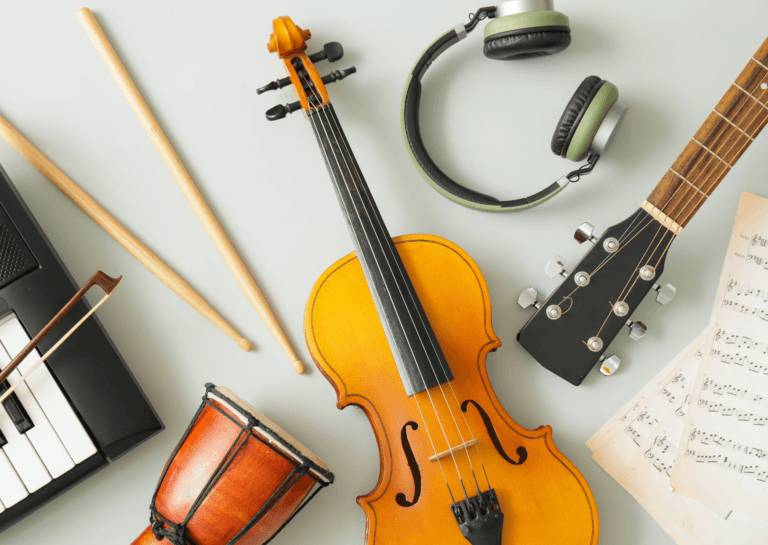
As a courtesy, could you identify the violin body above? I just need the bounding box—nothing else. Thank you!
[305,234,598,545]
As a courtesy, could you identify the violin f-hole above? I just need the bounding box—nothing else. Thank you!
[395,421,422,507]
[462,400,528,466]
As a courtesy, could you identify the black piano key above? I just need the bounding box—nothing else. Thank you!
[0,428,6,448]
[0,380,34,434]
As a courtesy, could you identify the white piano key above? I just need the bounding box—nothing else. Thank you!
[0,343,74,479]
[0,449,28,508]
[0,317,96,463]
[0,407,50,492]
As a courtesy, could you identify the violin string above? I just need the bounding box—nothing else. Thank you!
[322,101,492,493]
[312,96,481,499]
[299,93,464,500]
[297,68,473,499]
[592,69,768,340]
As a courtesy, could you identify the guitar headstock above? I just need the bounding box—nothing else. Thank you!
[258,16,355,120]
[517,208,678,385]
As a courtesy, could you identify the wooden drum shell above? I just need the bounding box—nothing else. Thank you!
[132,390,325,545]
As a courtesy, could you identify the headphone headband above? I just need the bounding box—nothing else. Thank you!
[400,4,626,211]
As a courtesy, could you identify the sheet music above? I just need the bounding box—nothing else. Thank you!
[672,193,768,520]
[589,331,768,544]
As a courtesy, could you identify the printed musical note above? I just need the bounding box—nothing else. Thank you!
[721,298,768,321]
[685,449,768,484]
[701,378,768,408]
[696,398,768,426]
[675,394,691,421]
[689,427,768,460]
[620,402,639,423]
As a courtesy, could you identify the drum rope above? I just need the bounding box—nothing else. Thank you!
[148,386,332,545]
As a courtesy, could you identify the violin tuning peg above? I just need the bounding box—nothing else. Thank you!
[321,67,357,86]
[257,76,291,95]
[266,100,301,121]
[309,42,344,64]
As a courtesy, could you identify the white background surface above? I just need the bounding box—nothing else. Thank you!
[0,1,766,543]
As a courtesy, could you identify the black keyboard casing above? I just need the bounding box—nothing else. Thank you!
[0,164,163,533]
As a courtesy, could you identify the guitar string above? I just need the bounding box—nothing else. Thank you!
[592,67,768,340]
[554,61,768,309]
[649,71,768,273]
[323,103,493,492]
[313,97,485,499]
[298,69,475,500]
[667,70,768,230]
[617,68,768,305]
[593,76,767,340]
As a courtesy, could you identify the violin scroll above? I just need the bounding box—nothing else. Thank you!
[261,16,356,120]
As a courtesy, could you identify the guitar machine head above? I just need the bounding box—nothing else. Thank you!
[257,16,356,120]
[517,208,677,385]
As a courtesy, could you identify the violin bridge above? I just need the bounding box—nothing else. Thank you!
[429,439,479,462]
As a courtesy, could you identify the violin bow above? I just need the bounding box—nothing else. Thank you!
[0,271,121,403]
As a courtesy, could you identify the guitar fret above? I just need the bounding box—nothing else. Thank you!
[733,83,768,110]
[670,168,709,197]
[646,37,768,228]
[691,137,733,168]
[713,109,754,141]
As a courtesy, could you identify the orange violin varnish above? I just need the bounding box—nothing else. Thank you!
[305,234,598,545]
[267,16,329,112]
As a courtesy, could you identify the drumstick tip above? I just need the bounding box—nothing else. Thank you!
[292,358,306,375]
[239,338,253,352]
[77,7,93,20]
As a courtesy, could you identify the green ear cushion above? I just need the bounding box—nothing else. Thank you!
[566,82,619,161]
[484,11,570,39]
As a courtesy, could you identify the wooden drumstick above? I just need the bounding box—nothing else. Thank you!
[77,8,306,375]
[0,112,252,352]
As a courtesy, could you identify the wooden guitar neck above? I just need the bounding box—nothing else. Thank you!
[644,37,768,230]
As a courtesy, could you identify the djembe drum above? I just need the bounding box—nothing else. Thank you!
[132,384,334,545]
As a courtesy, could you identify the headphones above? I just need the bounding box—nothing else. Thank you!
[401,0,628,211]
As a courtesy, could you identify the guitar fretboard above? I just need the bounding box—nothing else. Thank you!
[646,37,768,229]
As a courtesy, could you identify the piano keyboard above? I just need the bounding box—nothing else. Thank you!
[0,163,161,533]
[0,314,97,511]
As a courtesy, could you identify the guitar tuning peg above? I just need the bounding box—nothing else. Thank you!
[626,320,647,341]
[518,287,541,311]
[599,354,621,376]
[653,283,676,305]
[545,256,568,279]
[308,42,344,63]
[265,100,301,121]
[574,222,599,244]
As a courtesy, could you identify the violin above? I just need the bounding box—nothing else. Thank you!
[262,16,598,545]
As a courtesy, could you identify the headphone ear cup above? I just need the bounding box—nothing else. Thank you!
[483,31,571,60]
[551,76,619,161]
[483,11,571,60]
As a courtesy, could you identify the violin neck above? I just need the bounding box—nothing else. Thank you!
[307,103,452,396]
